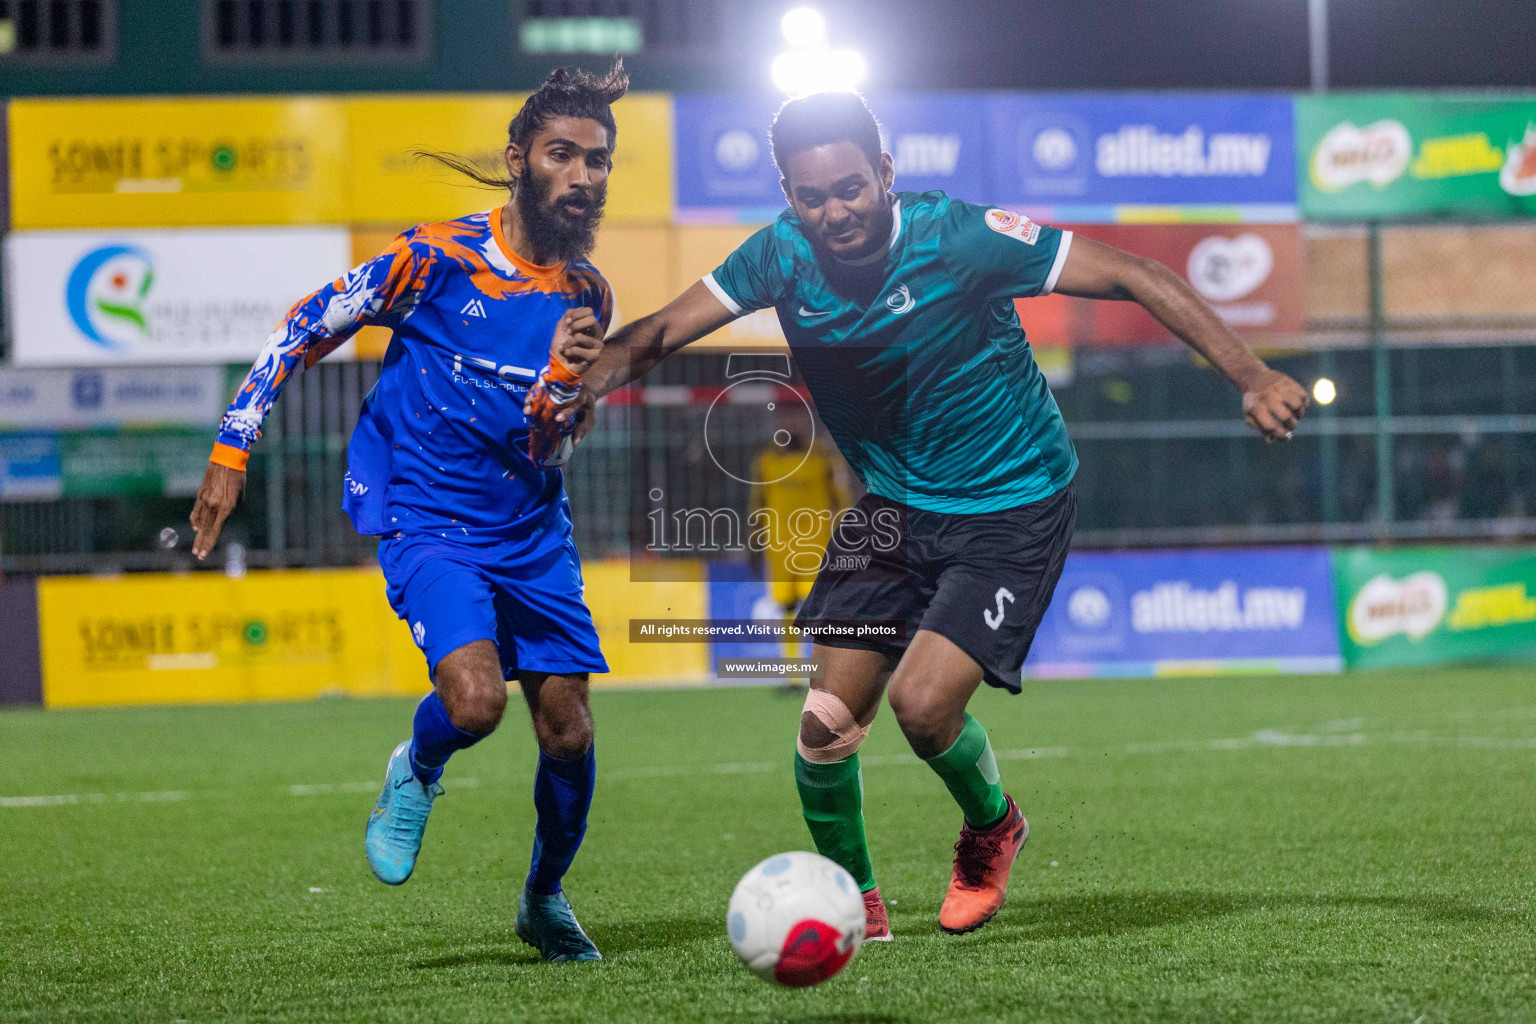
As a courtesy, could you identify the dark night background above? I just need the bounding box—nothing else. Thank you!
[0,0,1530,97]
[829,0,1536,90]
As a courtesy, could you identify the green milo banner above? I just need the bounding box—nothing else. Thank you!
[1297,93,1536,219]
[1334,546,1536,669]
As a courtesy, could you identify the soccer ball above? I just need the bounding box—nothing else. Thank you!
[726,851,865,987]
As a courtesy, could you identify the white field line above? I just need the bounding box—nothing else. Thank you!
[1,731,1530,810]
[0,790,191,808]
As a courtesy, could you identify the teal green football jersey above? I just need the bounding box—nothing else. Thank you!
[704,190,1078,514]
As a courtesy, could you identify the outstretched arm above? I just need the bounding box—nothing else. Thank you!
[1053,236,1309,443]
[537,280,739,440]
[190,235,427,558]
[583,280,739,398]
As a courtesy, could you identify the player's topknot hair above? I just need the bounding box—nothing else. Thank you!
[508,59,630,152]
[415,58,629,191]
[769,92,884,179]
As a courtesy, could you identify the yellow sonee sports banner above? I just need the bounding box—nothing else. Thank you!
[344,92,674,225]
[9,96,351,229]
[37,564,708,708]
[9,93,675,229]
[37,569,424,707]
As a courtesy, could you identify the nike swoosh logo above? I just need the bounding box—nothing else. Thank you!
[799,306,834,318]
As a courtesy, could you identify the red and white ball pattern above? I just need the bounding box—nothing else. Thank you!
[727,851,865,987]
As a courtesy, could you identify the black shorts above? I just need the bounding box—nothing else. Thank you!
[794,483,1076,694]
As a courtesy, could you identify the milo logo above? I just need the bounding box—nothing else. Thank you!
[1312,119,1412,192]
[1347,571,1448,645]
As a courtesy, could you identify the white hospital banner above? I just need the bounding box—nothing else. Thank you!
[5,228,352,365]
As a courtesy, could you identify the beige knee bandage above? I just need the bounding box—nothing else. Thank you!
[796,689,871,762]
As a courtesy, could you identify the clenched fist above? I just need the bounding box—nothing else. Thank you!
[1241,369,1310,443]
[550,307,604,374]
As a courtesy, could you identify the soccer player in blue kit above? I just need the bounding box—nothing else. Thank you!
[188,63,628,962]
[544,92,1310,940]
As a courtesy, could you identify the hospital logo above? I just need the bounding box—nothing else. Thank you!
[1187,234,1273,303]
[65,244,156,350]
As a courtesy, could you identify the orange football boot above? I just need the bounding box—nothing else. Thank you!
[863,886,892,941]
[938,794,1028,935]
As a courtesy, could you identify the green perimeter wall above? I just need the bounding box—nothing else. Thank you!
[0,0,715,98]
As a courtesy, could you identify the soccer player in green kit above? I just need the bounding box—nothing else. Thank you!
[536,92,1309,939]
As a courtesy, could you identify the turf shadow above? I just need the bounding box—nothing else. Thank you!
[410,945,543,969]
[954,888,1519,946]
[586,913,725,955]
[407,913,723,968]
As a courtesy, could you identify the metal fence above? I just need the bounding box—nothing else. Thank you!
[3,222,1535,575]
[3,343,1534,576]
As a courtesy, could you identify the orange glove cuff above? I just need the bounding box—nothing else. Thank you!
[210,442,250,472]
[544,355,584,387]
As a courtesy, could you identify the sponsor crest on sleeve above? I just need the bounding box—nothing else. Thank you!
[985,208,1041,245]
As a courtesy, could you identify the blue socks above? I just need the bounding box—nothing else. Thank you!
[409,690,593,894]
[526,745,596,895]
[408,691,483,785]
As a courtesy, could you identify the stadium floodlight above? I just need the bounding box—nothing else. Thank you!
[779,6,828,48]
[771,46,866,96]
[771,5,864,96]
[1313,377,1337,405]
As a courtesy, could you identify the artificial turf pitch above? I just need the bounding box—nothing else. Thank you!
[2,665,1534,1023]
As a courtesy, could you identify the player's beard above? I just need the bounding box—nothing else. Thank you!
[514,164,606,264]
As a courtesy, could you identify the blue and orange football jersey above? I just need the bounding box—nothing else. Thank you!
[211,207,613,539]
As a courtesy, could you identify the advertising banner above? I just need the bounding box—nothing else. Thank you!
[675,92,1294,223]
[706,561,797,665]
[346,92,674,225]
[36,569,427,708]
[5,227,351,365]
[673,93,791,221]
[1334,546,1536,669]
[0,431,62,501]
[8,96,350,229]
[60,428,209,498]
[1025,547,1342,678]
[674,92,990,220]
[1017,221,1305,346]
[34,562,710,706]
[345,93,528,226]
[987,92,1297,221]
[582,560,711,684]
[0,366,227,427]
[1298,94,1536,220]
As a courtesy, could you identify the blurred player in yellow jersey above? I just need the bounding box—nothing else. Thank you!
[750,403,851,661]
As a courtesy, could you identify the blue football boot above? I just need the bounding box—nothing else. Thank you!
[365,740,444,885]
[515,889,602,962]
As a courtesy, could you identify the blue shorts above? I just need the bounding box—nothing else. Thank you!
[379,528,608,680]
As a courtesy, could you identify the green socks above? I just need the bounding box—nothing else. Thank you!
[924,712,1008,829]
[794,751,877,892]
[794,714,1006,889]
